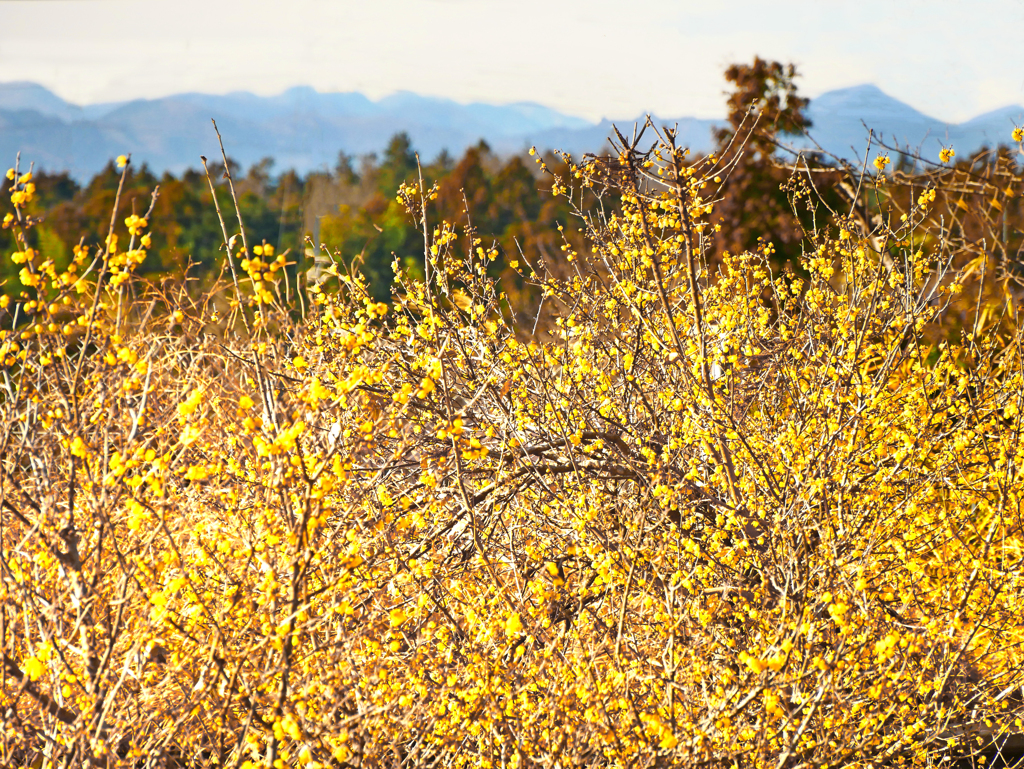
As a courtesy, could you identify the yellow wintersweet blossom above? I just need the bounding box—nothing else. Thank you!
[69,435,89,459]
[939,146,955,163]
[22,657,44,681]
[505,612,524,635]
[873,154,890,172]
[178,387,204,419]
[124,214,148,236]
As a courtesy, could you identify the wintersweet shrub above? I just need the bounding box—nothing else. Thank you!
[2,124,1024,768]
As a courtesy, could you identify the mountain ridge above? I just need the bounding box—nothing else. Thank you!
[1,81,1021,181]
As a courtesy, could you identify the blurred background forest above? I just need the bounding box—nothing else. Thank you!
[4,60,1023,326]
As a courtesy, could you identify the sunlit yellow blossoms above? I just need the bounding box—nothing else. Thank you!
[124,213,148,236]
[2,122,1023,769]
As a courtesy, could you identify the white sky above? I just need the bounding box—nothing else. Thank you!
[1,0,1022,123]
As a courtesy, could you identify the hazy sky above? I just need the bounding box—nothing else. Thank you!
[1,0,1022,123]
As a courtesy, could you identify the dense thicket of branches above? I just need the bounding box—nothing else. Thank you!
[3,65,1024,769]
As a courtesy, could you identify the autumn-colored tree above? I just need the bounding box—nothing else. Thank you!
[711,58,823,267]
[317,137,598,313]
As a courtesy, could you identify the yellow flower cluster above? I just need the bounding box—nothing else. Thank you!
[6,170,35,208]
[2,126,1023,769]
[241,244,289,306]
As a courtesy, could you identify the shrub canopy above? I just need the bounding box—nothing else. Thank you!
[2,122,1024,768]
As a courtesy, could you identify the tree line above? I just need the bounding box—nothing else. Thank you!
[3,58,1022,331]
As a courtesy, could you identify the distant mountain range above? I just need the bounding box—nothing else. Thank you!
[1,81,1021,182]
[797,86,1023,167]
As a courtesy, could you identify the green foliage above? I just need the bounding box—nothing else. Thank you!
[0,138,589,313]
